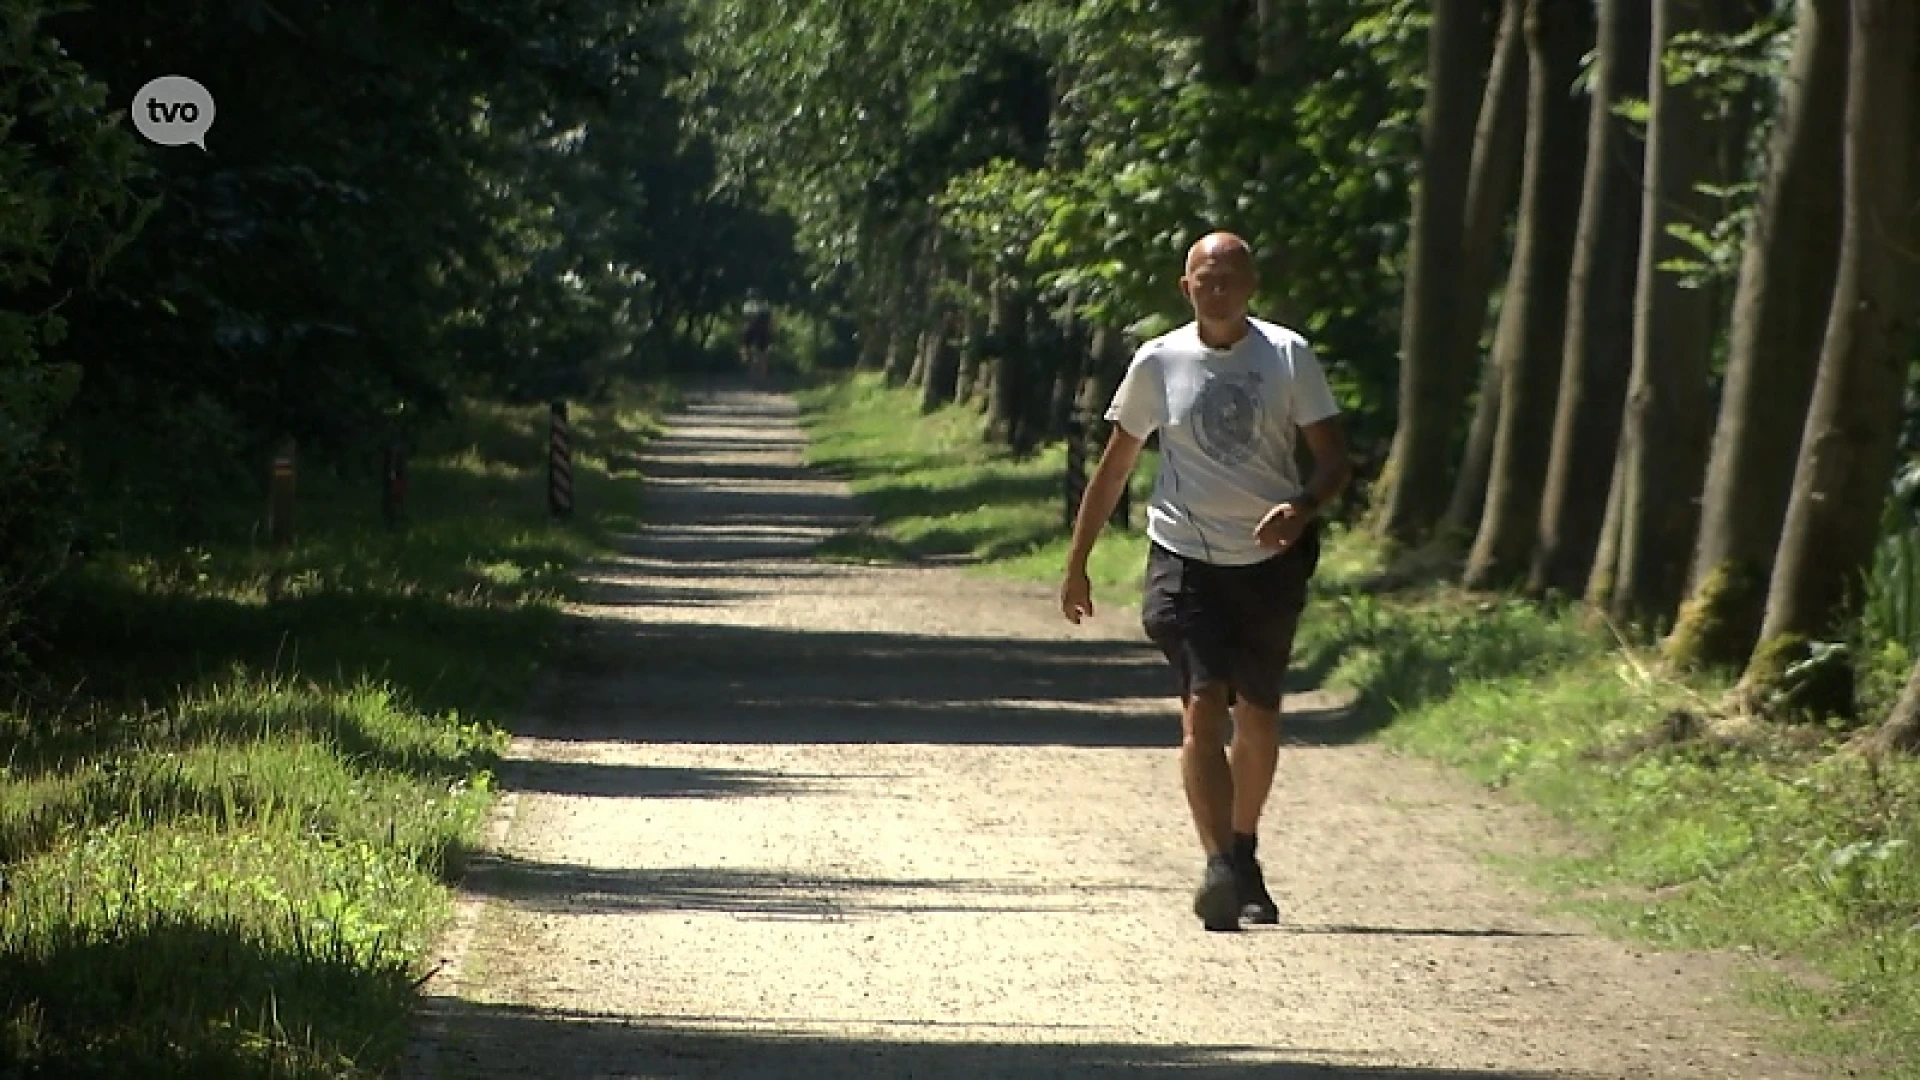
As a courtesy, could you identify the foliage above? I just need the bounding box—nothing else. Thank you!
[1649,16,1795,293]
[0,0,792,665]
[682,0,1427,447]
[0,0,152,662]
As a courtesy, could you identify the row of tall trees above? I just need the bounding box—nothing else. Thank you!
[1,0,801,660]
[1376,0,1919,745]
[681,0,1430,456]
[695,0,1920,746]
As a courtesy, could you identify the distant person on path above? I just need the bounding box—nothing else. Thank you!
[1058,231,1351,932]
[741,290,774,381]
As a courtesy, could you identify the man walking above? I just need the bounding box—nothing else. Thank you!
[1059,231,1351,932]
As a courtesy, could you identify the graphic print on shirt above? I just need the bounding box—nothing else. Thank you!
[1190,371,1262,468]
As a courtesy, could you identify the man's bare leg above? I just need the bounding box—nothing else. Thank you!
[1180,685,1234,856]
[1227,696,1284,923]
[1183,684,1242,929]
[1228,698,1281,834]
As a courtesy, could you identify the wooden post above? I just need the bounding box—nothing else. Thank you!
[267,437,297,550]
[548,401,573,519]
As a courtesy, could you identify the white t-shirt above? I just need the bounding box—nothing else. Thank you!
[1105,317,1341,567]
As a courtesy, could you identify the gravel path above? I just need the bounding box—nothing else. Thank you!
[405,385,1831,1080]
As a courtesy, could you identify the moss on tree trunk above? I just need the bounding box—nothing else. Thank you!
[1662,561,1769,671]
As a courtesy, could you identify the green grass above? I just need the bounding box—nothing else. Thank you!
[797,370,1920,1079]
[0,380,674,1078]
[795,373,1158,593]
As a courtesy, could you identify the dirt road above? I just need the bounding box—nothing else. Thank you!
[405,385,1829,1079]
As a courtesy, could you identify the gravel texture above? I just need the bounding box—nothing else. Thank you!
[405,385,1830,1080]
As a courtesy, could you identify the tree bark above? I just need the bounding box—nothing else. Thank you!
[1432,0,1531,548]
[1371,0,1496,545]
[1530,0,1653,595]
[1748,0,1920,674]
[951,272,983,404]
[883,328,914,385]
[985,278,1024,445]
[1665,0,1850,669]
[1587,447,1629,609]
[1046,290,1087,439]
[908,330,932,387]
[1082,325,1133,527]
[1868,651,1920,754]
[1606,0,1745,628]
[1462,0,1593,589]
[1441,350,1503,544]
[920,315,960,413]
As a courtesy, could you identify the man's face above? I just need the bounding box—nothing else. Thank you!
[1180,249,1255,323]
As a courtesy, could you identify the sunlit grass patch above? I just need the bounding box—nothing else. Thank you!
[1329,595,1920,1077]
[1,379,673,1077]
[796,373,1156,590]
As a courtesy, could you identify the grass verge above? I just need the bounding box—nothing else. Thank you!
[797,370,1919,1078]
[794,373,1157,592]
[1,380,674,1079]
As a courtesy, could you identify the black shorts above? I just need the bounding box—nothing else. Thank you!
[1140,524,1320,712]
[742,325,771,349]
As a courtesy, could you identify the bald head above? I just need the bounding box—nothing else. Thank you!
[1181,230,1257,331]
[1185,231,1255,275]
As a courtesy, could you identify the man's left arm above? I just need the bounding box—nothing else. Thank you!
[1289,417,1351,521]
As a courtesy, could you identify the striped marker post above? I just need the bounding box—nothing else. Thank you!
[548,401,573,519]
[267,438,297,550]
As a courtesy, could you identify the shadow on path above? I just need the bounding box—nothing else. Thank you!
[416,996,1569,1079]
[458,852,1161,919]
[492,760,888,801]
[546,617,1366,749]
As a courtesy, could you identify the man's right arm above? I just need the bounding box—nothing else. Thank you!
[1066,425,1146,575]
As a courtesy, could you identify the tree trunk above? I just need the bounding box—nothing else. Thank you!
[1431,0,1532,549]
[1606,0,1744,629]
[1081,325,1134,527]
[986,279,1021,445]
[951,272,982,403]
[1441,350,1503,545]
[1867,651,1920,754]
[1047,291,1087,440]
[1587,448,1629,609]
[1665,0,1850,669]
[1748,0,1920,678]
[920,314,960,413]
[1371,0,1495,546]
[1462,0,1593,589]
[908,330,932,387]
[1016,301,1054,451]
[1530,0,1653,595]
[883,328,914,385]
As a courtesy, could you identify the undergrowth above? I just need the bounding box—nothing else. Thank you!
[0,381,673,1078]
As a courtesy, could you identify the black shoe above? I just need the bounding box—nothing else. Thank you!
[1234,853,1280,925]
[1193,859,1240,932]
